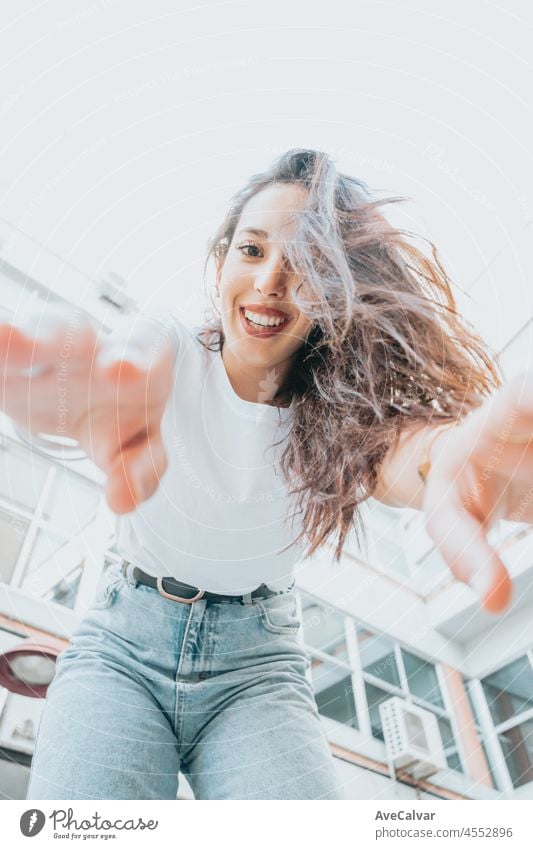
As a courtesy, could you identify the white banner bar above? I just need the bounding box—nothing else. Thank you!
[2,799,531,848]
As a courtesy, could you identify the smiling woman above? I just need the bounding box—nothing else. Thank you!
[198,148,500,564]
[4,148,530,802]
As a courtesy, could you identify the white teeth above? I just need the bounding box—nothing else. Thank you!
[243,309,287,328]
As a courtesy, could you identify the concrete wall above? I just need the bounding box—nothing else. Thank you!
[333,758,442,800]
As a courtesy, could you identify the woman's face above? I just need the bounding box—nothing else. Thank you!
[216,182,314,371]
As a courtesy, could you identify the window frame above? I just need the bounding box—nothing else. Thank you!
[298,589,463,777]
[475,653,533,790]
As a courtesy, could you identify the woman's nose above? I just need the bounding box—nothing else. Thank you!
[253,257,290,297]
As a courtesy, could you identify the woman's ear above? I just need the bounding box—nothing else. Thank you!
[214,237,229,264]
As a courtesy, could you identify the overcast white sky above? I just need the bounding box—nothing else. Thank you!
[0,0,531,376]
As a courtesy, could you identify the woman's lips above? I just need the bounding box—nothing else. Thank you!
[238,307,291,338]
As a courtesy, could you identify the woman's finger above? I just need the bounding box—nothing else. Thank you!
[0,307,98,373]
[95,316,176,382]
[130,429,169,503]
[424,490,512,613]
[104,426,168,514]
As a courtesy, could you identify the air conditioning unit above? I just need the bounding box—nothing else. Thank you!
[379,696,447,780]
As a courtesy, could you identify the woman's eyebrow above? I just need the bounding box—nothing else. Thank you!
[235,227,269,239]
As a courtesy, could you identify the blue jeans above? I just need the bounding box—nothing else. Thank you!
[26,562,343,800]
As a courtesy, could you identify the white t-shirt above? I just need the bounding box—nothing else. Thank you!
[114,315,305,594]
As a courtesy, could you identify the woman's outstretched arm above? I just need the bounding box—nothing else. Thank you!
[373,372,533,613]
[373,420,453,511]
[0,305,177,513]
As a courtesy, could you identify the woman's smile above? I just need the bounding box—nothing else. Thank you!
[238,304,293,338]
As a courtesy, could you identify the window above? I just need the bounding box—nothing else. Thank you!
[299,591,461,775]
[445,751,462,772]
[402,650,445,709]
[302,594,355,727]
[480,655,533,789]
[43,564,83,609]
[42,468,99,536]
[310,656,357,729]
[498,719,533,788]
[0,506,30,583]
[301,597,348,663]
[437,716,463,773]
[481,656,533,726]
[0,439,49,511]
[23,528,69,585]
[364,682,395,741]
[358,628,401,688]
[461,676,506,792]
[0,434,101,610]
[360,642,447,747]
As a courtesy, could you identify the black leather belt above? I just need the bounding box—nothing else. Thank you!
[121,561,288,604]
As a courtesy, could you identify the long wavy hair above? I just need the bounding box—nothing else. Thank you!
[197,148,501,561]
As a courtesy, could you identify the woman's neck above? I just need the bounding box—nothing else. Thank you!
[220,345,292,407]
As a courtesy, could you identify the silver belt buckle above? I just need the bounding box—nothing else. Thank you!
[156,577,205,604]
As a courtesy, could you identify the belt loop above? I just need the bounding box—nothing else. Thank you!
[121,559,137,587]
[241,591,253,606]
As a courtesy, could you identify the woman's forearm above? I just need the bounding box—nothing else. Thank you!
[373,420,458,510]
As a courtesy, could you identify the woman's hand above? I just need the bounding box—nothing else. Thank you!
[0,305,176,514]
[423,373,533,613]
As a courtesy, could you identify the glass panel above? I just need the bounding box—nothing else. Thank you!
[0,439,49,510]
[43,565,83,609]
[21,560,84,609]
[310,656,357,728]
[365,682,395,741]
[0,506,30,583]
[437,716,455,749]
[481,656,533,726]
[498,719,533,788]
[42,468,99,535]
[25,528,67,573]
[358,627,401,687]
[446,751,463,772]
[18,528,68,595]
[402,650,444,708]
[301,597,349,663]
[18,530,85,609]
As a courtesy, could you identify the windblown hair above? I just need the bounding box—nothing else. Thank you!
[197,148,501,561]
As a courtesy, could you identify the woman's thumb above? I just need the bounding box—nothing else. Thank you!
[105,428,168,514]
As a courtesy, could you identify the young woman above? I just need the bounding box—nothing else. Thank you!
[2,149,532,800]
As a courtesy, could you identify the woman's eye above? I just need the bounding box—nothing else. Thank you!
[236,242,263,258]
